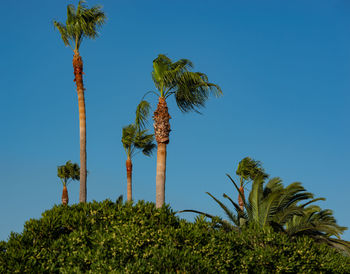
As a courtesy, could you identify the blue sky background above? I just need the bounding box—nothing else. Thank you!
[1,0,349,241]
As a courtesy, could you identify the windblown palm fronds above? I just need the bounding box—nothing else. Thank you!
[53,0,106,52]
[180,157,348,255]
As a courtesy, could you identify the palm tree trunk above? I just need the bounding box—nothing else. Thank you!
[238,186,245,211]
[156,143,167,208]
[73,52,87,203]
[126,157,133,201]
[153,97,171,208]
[62,185,69,205]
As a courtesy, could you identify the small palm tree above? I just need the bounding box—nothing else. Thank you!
[53,1,106,203]
[180,158,349,254]
[57,161,80,205]
[230,175,316,229]
[151,54,222,208]
[236,157,268,210]
[122,101,156,202]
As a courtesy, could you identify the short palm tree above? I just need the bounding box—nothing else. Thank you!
[53,1,106,203]
[230,175,316,229]
[151,54,222,208]
[180,174,314,230]
[57,161,80,205]
[180,158,349,254]
[122,101,156,201]
[236,157,268,210]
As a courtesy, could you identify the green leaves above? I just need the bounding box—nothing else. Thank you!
[180,157,349,256]
[1,200,349,273]
[121,101,155,159]
[135,100,151,130]
[236,157,268,186]
[151,54,222,112]
[57,161,80,186]
[53,0,106,51]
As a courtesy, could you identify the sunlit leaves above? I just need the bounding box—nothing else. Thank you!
[151,54,222,113]
[121,101,155,158]
[57,161,80,186]
[1,200,349,272]
[53,0,106,51]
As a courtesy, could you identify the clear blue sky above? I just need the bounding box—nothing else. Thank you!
[1,0,349,241]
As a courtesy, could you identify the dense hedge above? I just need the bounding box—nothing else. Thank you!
[1,199,349,273]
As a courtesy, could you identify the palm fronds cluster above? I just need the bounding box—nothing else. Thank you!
[181,157,350,255]
[53,1,105,52]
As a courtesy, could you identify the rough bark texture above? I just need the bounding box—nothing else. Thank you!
[238,186,245,211]
[62,185,69,205]
[73,52,87,203]
[126,157,133,202]
[153,97,171,208]
[153,97,171,144]
[155,143,167,208]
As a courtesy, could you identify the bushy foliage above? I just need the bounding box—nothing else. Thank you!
[1,199,349,273]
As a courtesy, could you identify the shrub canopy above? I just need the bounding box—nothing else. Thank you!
[1,199,349,273]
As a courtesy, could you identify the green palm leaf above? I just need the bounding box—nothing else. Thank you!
[53,0,106,51]
[135,100,151,130]
[152,54,222,111]
[57,161,80,186]
[122,101,155,159]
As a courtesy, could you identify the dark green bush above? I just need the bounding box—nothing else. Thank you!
[1,199,349,273]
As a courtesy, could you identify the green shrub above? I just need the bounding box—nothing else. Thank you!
[1,199,349,273]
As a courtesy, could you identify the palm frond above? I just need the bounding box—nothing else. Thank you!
[300,197,326,208]
[236,157,268,182]
[248,177,265,224]
[54,1,106,51]
[223,193,247,226]
[53,21,70,47]
[179,209,235,231]
[151,54,222,109]
[226,174,249,211]
[134,129,156,156]
[122,100,155,159]
[57,161,80,186]
[174,71,222,113]
[206,192,237,225]
[121,124,137,155]
[135,100,151,130]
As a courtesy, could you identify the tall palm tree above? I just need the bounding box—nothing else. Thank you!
[122,101,156,201]
[53,1,106,203]
[57,161,80,205]
[151,54,222,208]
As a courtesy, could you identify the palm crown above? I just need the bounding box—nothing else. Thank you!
[122,101,155,159]
[57,161,80,186]
[53,0,106,52]
[152,54,223,112]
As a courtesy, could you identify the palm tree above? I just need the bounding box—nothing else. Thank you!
[180,175,314,231]
[229,175,316,230]
[57,161,80,205]
[122,101,156,202]
[53,1,106,203]
[180,158,349,254]
[236,157,268,210]
[151,54,222,208]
